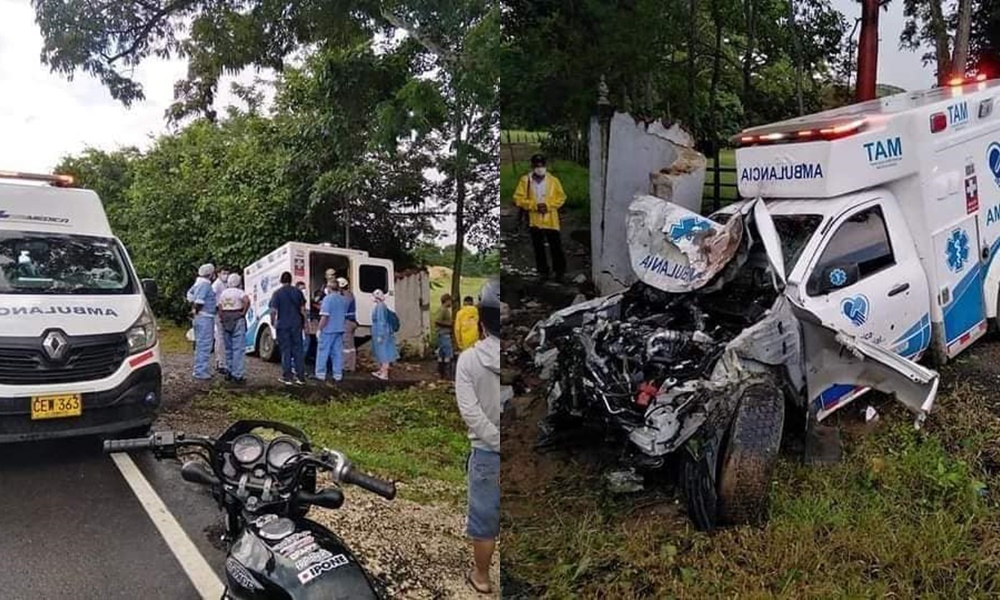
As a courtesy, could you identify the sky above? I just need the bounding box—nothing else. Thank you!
[831,0,936,92]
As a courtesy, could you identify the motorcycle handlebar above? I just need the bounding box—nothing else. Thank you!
[342,467,397,500]
[103,436,155,453]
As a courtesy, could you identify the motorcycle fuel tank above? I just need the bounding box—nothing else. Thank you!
[226,514,382,599]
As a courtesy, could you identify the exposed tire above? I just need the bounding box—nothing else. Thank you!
[716,382,785,526]
[681,381,784,530]
[258,326,278,363]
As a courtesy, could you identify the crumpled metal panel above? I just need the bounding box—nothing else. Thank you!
[627,195,744,293]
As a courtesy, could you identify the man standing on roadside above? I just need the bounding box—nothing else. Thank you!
[513,153,567,283]
[212,267,230,374]
[269,271,307,385]
[455,279,504,595]
[435,294,455,379]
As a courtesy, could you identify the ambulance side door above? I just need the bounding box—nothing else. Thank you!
[798,198,931,360]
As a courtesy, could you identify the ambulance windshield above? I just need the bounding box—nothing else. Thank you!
[0,232,135,295]
[771,214,823,275]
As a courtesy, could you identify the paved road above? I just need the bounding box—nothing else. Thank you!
[0,436,227,599]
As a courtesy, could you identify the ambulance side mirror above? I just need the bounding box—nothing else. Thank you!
[809,263,860,296]
[142,278,159,302]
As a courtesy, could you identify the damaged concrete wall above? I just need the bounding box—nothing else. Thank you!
[394,269,431,357]
[590,112,707,294]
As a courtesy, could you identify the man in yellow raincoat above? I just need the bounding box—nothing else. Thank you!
[455,296,480,352]
[514,153,567,282]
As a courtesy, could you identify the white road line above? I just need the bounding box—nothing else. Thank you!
[110,452,225,599]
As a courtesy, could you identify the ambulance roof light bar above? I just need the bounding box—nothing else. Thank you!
[734,118,867,147]
[0,171,75,187]
[944,73,989,87]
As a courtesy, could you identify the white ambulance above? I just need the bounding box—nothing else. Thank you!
[732,75,1000,418]
[0,172,161,442]
[243,242,395,361]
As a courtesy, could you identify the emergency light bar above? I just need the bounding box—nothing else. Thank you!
[0,171,75,187]
[943,73,989,87]
[733,118,868,148]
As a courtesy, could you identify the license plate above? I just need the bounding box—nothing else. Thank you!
[31,394,82,420]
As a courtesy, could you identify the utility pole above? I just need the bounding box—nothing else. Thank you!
[856,0,879,102]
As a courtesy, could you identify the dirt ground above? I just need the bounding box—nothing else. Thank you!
[156,347,500,599]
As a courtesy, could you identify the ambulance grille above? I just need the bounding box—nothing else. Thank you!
[0,334,128,385]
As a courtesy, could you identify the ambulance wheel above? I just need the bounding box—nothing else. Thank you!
[717,382,785,526]
[258,327,278,363]
[682,382,784,530]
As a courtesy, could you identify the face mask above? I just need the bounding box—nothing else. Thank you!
[533,167,546,177]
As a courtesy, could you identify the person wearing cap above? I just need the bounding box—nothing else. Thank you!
[370,290,399,380]
[455,279,504,594]
[218,272,250,384]
[337,277,358,372]
[187,263,218,380]
[212,267,231,374]
[315,279,351,382]
[513,153,567,283]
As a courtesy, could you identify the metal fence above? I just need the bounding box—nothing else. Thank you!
[702,146,740,212]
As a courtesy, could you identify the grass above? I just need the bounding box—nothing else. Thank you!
[502,380,1000,598]
[157,321,190,354]
[500,160,590,215]
[194,387,469,493]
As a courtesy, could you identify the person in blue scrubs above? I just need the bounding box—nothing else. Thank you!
[315,281,351,382]
[187,263,218,380]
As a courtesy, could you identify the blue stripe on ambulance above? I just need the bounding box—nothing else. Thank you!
[813,312,930,413]
[246,307,269,351]
[943,263,985,344]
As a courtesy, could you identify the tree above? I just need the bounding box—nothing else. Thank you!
[33,0,498,318]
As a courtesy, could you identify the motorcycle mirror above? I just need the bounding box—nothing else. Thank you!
[181,460,220,487]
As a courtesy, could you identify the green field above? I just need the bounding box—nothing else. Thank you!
[195,387,468,497]
[504,377,1000,597]
[500,160,590,215]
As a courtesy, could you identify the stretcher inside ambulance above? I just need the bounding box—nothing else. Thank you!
[731,75,1000,419]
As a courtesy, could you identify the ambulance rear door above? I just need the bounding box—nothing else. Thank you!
[352,257,395,329]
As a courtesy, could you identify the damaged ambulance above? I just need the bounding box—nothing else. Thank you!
[527,77,1000,529]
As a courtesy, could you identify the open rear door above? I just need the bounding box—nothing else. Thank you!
[789,302,939,426]
[352,257,395,328]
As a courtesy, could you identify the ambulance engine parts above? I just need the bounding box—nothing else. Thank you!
[0,172,161,443]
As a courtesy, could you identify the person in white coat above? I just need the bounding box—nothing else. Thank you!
[212,267,230,373]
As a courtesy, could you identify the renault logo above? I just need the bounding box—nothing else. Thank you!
[42,330,68,361]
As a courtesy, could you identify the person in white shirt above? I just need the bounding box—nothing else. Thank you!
[217,273,250,384]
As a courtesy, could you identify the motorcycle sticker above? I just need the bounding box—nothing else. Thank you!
[271,531,311,553]
[298,554,349,585]
[294,549,334,571]
[226,558,264,591]
[288,542,322,561]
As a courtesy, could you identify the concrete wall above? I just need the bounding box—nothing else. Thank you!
[589,112,707,294]
[394,270,431,357]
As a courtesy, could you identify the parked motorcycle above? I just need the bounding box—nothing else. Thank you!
[104,420,397,599]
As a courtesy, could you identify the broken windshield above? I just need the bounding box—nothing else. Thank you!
[771,214,823,276]
[0,232,136,295]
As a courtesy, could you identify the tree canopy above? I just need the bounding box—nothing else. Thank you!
[35,0,499,316]
[500,0,849,144]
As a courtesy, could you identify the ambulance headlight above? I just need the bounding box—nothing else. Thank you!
[127,305,158,354]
